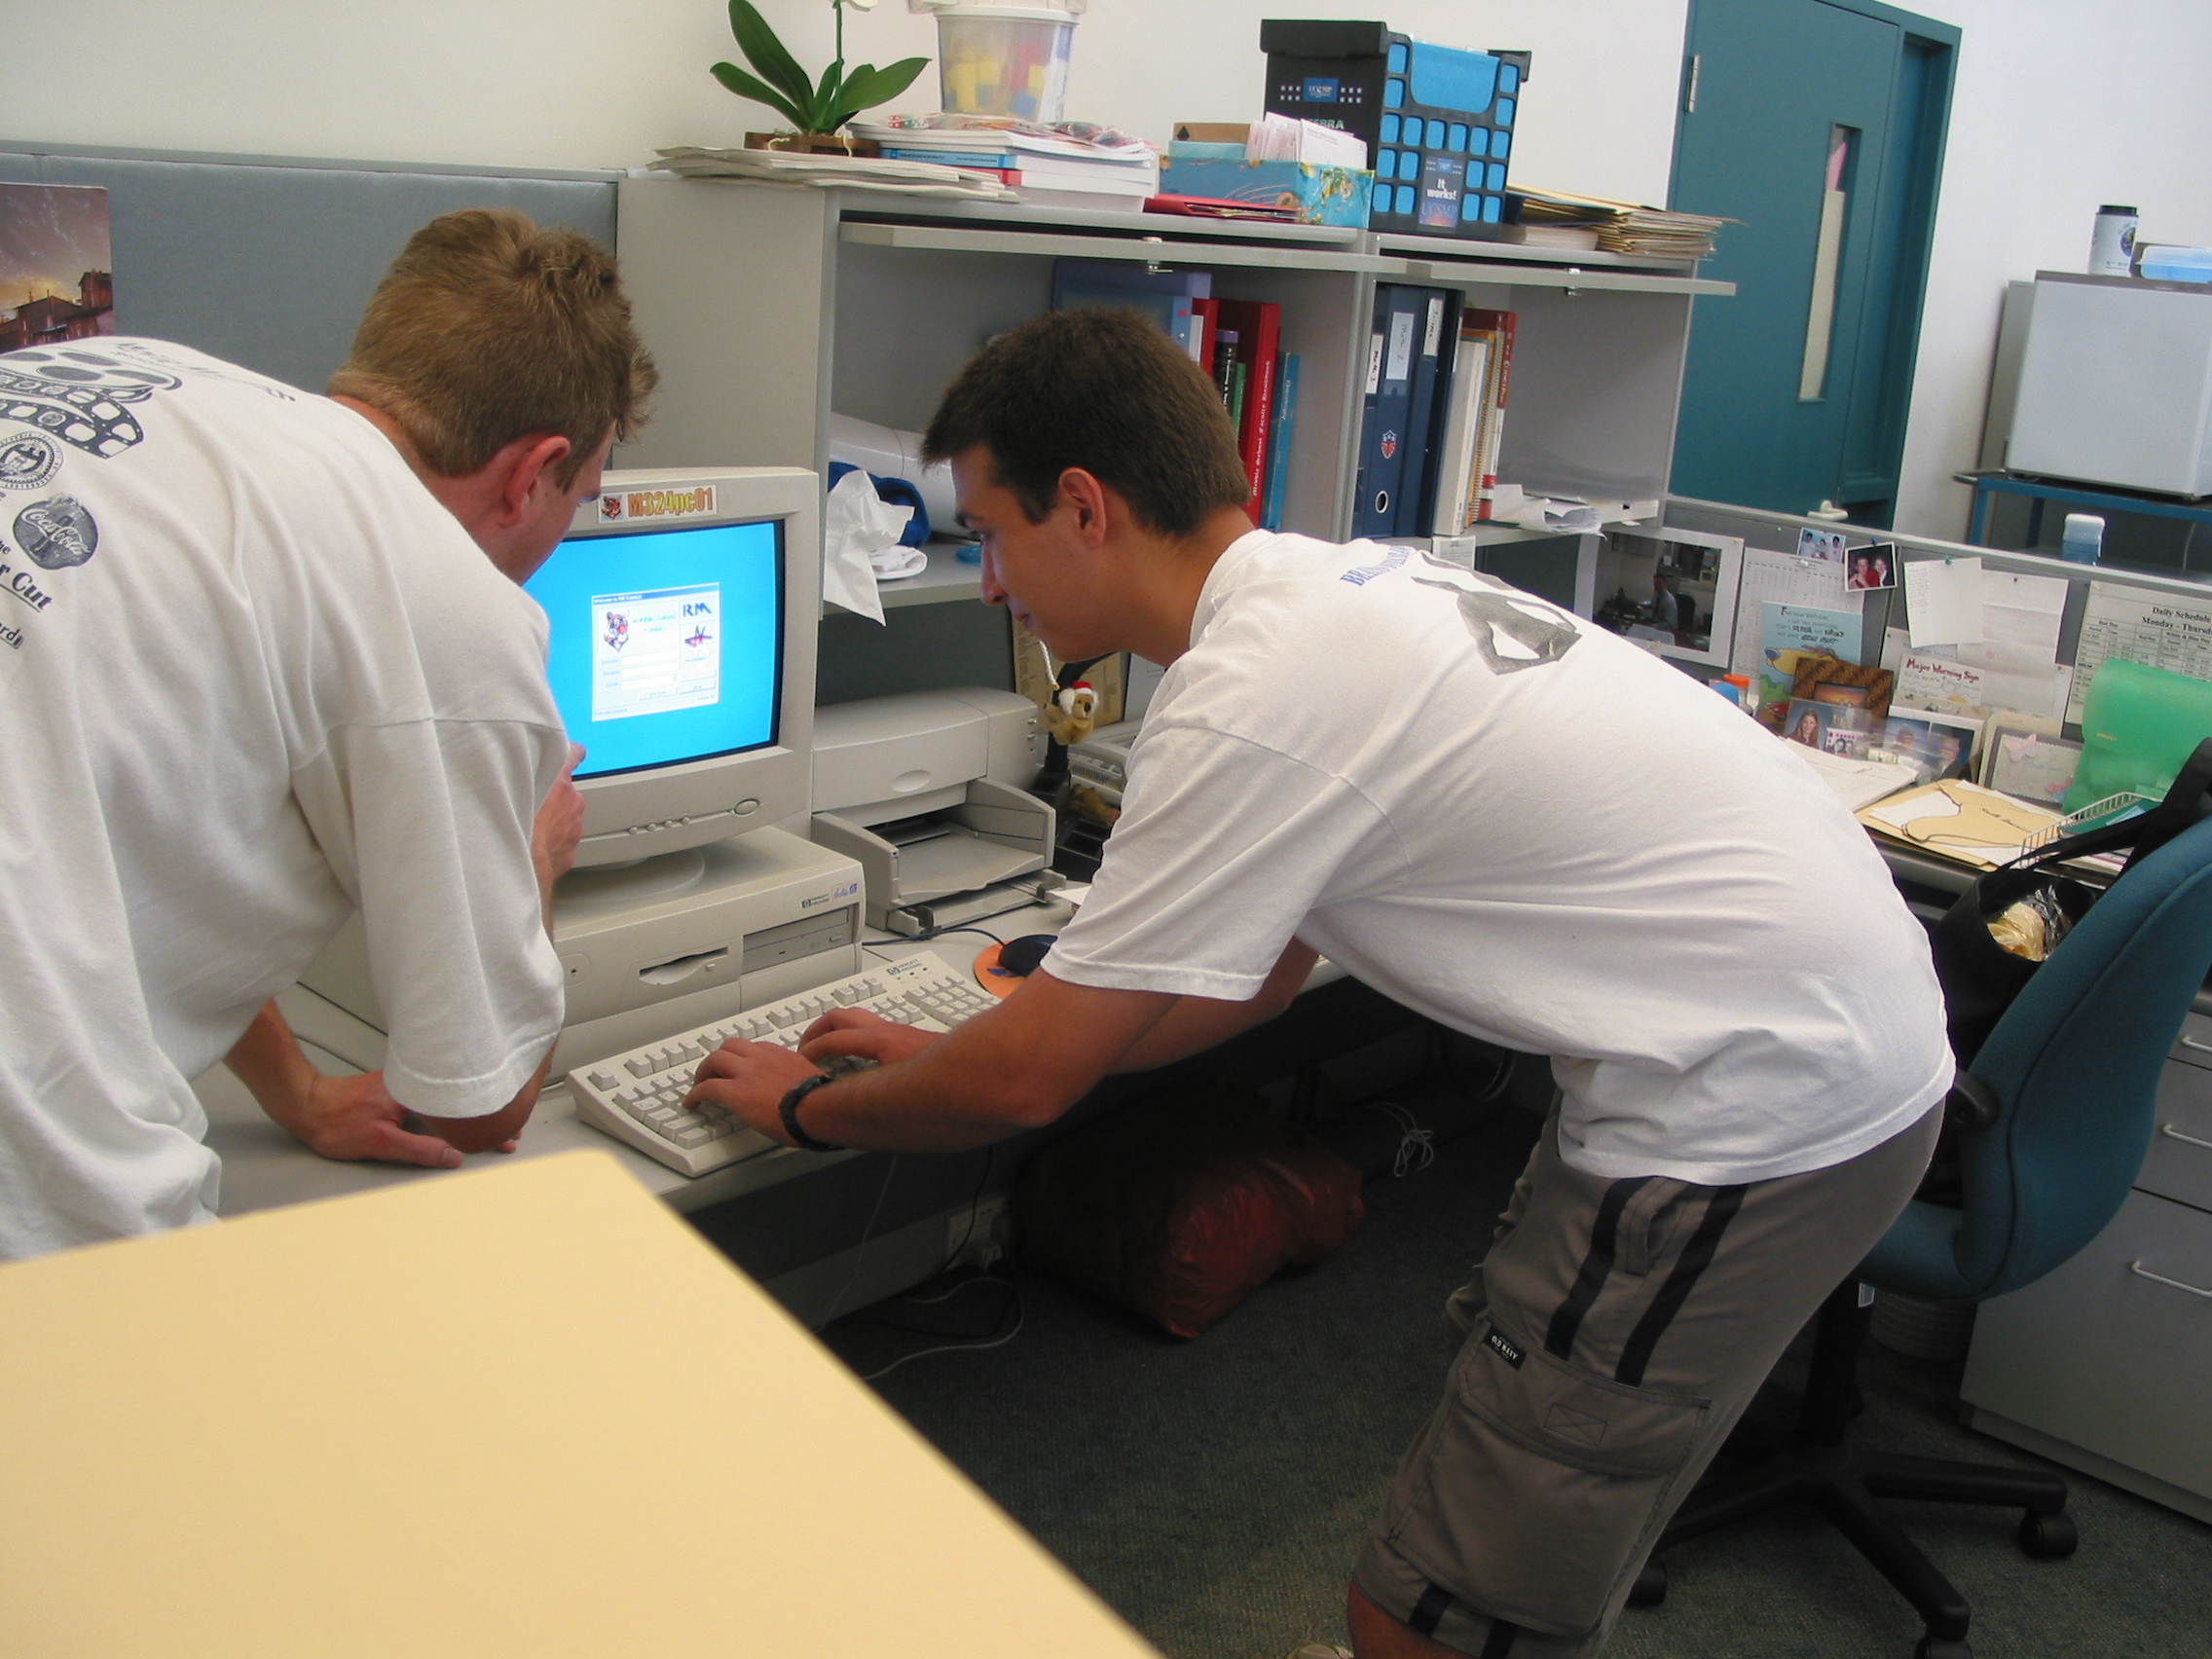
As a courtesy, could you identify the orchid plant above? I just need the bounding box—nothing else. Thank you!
[712,0,930,137]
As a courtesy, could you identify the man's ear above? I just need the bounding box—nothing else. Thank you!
[1056,466,1111,544]
[498,433,574,526]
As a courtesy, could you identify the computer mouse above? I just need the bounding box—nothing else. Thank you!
[999,934,1057,977]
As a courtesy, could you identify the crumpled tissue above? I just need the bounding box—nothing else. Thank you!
[823,466,918,624]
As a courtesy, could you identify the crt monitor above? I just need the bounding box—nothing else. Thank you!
[527,466,820,866]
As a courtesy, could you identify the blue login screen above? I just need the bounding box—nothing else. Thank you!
[526,519,783,779]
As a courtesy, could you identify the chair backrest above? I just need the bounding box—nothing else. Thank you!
[1899,814,2212,1300]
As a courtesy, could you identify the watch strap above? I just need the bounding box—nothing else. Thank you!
[779,1072,845,1152]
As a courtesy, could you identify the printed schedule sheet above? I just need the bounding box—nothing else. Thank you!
[2068,582,2212,722]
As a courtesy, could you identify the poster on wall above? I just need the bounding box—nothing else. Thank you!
[0,184,116,352]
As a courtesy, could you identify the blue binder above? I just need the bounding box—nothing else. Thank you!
[1351,283,1422,539]
[1397,286,1461,535]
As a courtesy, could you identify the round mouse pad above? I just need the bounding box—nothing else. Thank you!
[973,942,1022,997]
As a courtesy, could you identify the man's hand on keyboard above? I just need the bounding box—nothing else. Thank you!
[798,1007,942,1069]
[685,1040,828,1142]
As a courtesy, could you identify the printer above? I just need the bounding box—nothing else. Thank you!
[810,688,1059,935]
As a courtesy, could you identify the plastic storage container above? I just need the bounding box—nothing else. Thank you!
[2061,511,2104,564]
[1259,18,1530,240]
[2065,657,2212,815]
[915,4,1078,124]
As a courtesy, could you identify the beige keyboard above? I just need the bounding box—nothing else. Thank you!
[565,950,996,1176]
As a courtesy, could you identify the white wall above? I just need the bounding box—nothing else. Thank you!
[1892,0,2212,538]
[8,1,2211,542]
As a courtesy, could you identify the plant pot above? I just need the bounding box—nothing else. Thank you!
[745,131,881,157]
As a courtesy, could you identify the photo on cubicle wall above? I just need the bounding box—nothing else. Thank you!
[0,183,114,353]
[1593,526,1745,671]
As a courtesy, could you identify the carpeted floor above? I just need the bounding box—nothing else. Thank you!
[821,1104,2212,1659]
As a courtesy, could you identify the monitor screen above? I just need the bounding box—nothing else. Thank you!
[526,518,784,780]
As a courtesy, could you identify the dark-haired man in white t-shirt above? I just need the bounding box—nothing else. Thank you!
[688,308,1946,1659]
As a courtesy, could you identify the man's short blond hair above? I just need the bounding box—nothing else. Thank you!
[329,209,657,487]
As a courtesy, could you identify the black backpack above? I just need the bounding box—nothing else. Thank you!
[1933,737,2212,1068]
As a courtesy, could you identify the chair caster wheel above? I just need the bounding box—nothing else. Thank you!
[1913,1638,1971,1659]
[2018,1509,2078,1559]
[1627,1558,1668,1608]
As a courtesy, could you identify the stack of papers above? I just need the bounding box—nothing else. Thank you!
[1857,780,2068,870]
[852,116,1159,210]
[1791,744,1921,811]
[1244,112,1369,168]
[1509,187,1730,259]
[651,147,1015,201]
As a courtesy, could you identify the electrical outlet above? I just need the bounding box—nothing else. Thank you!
[945,1192,1011,1271]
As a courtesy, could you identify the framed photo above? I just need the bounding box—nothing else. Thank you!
[1592,526,1746,671]
[1846,541,1899,591]
[1783,699,1874,756]
[1796,526,1848,566]
[1790,655,1895,717]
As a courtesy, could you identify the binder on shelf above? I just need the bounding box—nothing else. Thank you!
[1399,288,1461,535]
[1352,283,1422,540]
[1261,351,1302,531]
[1214,298,1283,513]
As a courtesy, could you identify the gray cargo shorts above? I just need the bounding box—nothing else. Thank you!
[1353,1104,1940,1658]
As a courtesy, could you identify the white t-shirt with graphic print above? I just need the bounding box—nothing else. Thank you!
[1047,530,1950,1187]
[0,340,567,1258]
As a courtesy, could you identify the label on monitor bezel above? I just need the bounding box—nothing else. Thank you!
[598,484,719,525]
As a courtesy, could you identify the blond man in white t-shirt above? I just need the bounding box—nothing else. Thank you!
[687,310,1948,1659]
[0,210,655,1259]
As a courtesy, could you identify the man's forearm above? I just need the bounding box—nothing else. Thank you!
[224,999,318,1123]
[794,1036,1069,1154]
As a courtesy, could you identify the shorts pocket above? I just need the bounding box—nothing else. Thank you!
[1385,1318,1712,1639]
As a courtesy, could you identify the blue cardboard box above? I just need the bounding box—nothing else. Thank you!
[1159,151,1373,228]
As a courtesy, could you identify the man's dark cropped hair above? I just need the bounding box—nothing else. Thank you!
[922,308,1252,538]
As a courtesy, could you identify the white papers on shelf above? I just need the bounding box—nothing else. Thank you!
[1896,652,2070,722]
[1903,556,1986,647]
[651,146,1017,200]
[2066,581,2212,724]
[1246,112,1367,168]
[1729,546,1858,677]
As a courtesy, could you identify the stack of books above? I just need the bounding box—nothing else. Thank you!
[853,117,1159,213]
[1508,186,1730,260]
[1049,261,1301,530]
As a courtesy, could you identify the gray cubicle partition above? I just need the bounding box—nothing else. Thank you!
[0,141,618,394]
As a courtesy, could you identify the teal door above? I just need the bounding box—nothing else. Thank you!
[1670,0,1956,526]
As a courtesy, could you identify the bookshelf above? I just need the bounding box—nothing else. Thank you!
[613,179,1734,685]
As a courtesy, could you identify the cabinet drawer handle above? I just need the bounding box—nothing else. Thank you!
[2162,1122,2212,1152]
[2181,1035,2212,1054]
[2129,1261,2212,1298]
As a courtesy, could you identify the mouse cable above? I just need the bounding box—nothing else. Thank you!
[861,1284,1025,1383]
[822,1153,902,1326]
[936,1145,998,1272]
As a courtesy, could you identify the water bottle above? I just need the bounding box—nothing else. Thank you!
[2061,512,2104,565]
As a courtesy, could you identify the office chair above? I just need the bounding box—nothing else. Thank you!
[1631,813,2212,1659]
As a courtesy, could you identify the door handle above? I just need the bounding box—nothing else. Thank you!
[2179,1034,2212,1053]
[2161,1122,2212,1152]
[2129,1261,2212,1299]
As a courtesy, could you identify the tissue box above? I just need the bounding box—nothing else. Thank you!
[1159,151,1373,227]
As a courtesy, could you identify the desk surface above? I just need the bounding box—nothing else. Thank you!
[196,907,1073,1219]
[0,1149,1161,1659]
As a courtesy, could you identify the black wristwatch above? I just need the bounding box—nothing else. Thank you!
[779,1072,846,1152]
